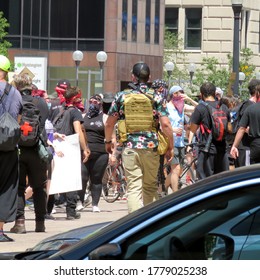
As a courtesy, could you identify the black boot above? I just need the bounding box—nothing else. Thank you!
[66,212,81,220]
[35,221,45,232]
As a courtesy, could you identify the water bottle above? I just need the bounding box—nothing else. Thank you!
[176,120,183,137]
[45,119,54,143]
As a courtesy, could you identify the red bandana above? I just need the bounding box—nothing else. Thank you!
[172,96,184,114]
[55,86,66,104]
[65,93,82,107]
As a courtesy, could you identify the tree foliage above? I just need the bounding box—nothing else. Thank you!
[192,57,230,92]
[163,29,256,100]
[0,11,12,56]
[163,29,189,85]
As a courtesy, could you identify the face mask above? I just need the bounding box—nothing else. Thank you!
[172,95,184,114]
[55,86,66,104]
[87,103,101,118]
[75,101,85,112]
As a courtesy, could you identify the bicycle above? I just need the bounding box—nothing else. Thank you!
[178,143,198,189]
[102,152,127,203]
[157,143,198,196]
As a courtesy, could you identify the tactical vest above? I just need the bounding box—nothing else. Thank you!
[118,89,156,143]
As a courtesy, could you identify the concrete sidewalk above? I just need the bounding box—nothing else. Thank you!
[0,198,128,253]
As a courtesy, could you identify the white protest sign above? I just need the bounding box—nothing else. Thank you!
[49,134,82,195]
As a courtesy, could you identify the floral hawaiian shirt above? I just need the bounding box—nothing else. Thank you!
[108,83,169,149]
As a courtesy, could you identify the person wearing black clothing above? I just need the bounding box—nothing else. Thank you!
[80,94,115,212]
[231,80,260,164]
[53,86,90,219]
[45,79,71,218]
[10,73,49,233]
[232,79,260,167]
[190,82,232,180]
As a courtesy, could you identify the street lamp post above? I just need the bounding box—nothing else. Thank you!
[72,50,84,87]
[165,61,174,87]
[188,63,196,86]
[231,0,243,97]
[96,51,108,85]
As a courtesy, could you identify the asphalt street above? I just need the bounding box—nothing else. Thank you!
[0,198,128,253]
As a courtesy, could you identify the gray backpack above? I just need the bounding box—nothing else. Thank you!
[53,106,75,135]
[0,83,21,151]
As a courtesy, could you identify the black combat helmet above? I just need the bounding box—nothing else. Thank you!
[132,62,150,82]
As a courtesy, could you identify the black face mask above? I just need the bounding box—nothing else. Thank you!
[87,103,101,118]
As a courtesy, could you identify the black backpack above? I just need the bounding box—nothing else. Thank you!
[19,97,41,147]
[53,106,75,135]
[202,102,228,141]
[0,83,21,151]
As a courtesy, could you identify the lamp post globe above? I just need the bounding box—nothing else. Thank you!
[96,51,108,69]
[165,61,174,86]
[256,72,260,80]
[96,51,108,91]
[188,63,196,85]
[239,71,246,84]
[72,50,84,86]
[72,50,84,65]
[165,61,174,75]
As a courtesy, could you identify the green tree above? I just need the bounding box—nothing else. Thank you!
[163,29,189,85]
[163,32,256,100]
[0,11,12,56]
[192,57,230,92]
[227,48,256,100]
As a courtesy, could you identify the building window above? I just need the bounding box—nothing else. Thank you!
[145,0,151,43]
[0,0,21,38]
[23,0,32,36]
[41,0,49,38]
[165,7,178,36]
[79,0,105,39]
[154,0,160,44]
[132,0,137,42]
[1,0,105,51]
[185,8,202,50]
[50,0,77,38]
[122,0,128,40]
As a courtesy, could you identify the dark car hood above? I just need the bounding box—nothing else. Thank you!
[30,221,111,251]
[0,222,110,260]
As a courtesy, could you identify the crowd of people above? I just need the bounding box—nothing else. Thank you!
[1,54,260,242]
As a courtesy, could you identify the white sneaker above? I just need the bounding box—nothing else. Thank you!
[76,201,84,211]
[92,206,100,213]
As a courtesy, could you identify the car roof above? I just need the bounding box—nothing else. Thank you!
[50,164,260,259]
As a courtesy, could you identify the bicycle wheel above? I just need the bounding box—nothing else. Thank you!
[102,165,121,203]
[179,163,197,189]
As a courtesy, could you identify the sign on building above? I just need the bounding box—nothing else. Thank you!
[14,56,48,90]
